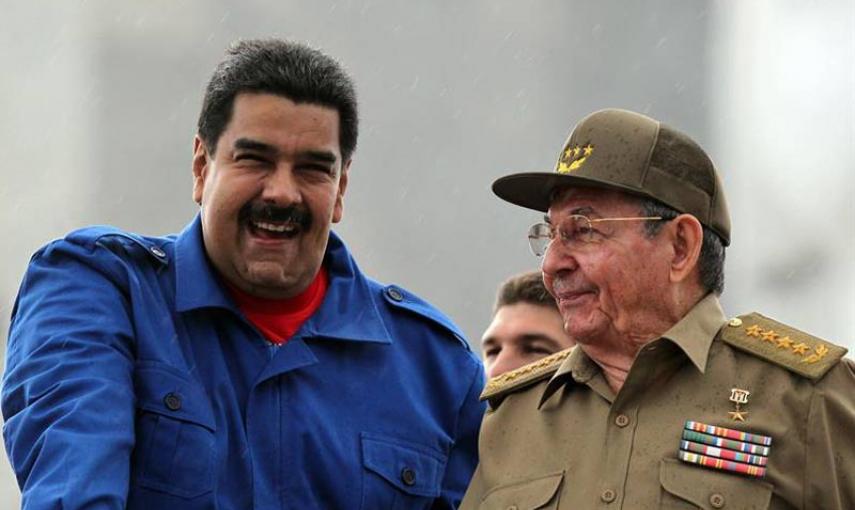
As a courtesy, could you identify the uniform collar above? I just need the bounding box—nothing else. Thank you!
[540,293,726,405]
[174,214,392,345]
[658,293,727,373]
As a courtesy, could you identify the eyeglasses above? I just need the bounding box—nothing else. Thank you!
[527,214,664,257]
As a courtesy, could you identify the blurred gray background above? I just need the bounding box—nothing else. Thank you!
[1,0,853,505]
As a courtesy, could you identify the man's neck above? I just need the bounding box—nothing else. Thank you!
[581,287,706,394]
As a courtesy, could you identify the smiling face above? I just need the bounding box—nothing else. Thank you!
[192,92,349,299]
[540,188,675,345]
[481,302,574,378]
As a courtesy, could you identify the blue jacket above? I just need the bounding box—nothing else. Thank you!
[2,216,485,509]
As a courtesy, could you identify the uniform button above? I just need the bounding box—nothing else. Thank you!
[163,392,182,411]
[709,493,726,508]
[400,467,416,486]
[149,246,166,258]
[600,488,616,503]
[728,317,743,327]
[386,287,404,302]
[615,414,630,427]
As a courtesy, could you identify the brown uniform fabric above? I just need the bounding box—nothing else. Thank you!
[462,295,855,509]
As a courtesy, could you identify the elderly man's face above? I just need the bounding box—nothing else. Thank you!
[192,93,350,299]
[541,188,673,344]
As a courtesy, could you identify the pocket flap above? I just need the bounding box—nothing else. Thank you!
[361,433,445,497]
[134,363,216,431]
[479,472,564,509]
[660,458,773,509]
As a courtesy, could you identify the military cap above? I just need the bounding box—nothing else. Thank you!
[492,108,732,245]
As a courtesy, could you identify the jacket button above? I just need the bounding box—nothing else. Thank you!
[149,246,166,258]
[600,488,616,503]
[709,493,726,508]
[163,392,182,411]
[614,414,630,427]
[386,287,404,302]
[400,467,416,486]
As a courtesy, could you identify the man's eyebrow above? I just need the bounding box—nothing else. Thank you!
[481,336,497,348]
[569,206,595,216]
[233,138,277,154]
[300,150,337,164]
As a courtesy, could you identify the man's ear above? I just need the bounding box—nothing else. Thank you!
[191,136,210,205]
[331,158,351,224]
[667,214,704,285]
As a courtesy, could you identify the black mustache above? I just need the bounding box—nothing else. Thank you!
[240,202,312,229]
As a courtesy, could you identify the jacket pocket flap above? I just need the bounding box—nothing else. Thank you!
[361,433,445,497]
[660,458,773,509]
[479,471,564,509]
[134,364,216,431]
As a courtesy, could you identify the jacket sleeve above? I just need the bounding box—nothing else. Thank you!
[2,239,137,509]
[804,358,855,509]
[434,358,486,509]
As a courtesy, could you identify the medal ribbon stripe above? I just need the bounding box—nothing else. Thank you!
[680,440,768,466]
[682,430,771,456]
[678,451,767,478]
[685,420,772,446]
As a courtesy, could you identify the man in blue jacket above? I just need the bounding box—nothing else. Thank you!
[2,39,485,509]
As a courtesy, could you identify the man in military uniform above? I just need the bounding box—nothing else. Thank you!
[461,109,855,509]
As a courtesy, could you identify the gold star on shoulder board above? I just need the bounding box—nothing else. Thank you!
[792,342,810,355]
[745,325,763,337]
[776,336,793,349]
[761,330,779,343]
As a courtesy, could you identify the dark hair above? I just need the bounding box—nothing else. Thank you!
[637,198,726,295]
[494,271,558,314]
[197,39,358,160]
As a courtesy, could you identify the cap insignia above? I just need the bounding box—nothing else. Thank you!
[556,143,593,174]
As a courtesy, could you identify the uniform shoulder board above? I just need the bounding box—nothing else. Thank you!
[480,348,574,402]
[720,312,847,381]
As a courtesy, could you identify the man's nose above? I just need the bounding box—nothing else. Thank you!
[540,240,578,279]
[261,164,302,204]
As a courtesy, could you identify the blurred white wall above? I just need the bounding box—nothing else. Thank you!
[0,0,852,506]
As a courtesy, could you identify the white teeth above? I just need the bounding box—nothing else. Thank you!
[252,221,298,233]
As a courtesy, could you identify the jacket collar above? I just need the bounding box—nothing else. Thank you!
[174,214,392,345]
[540,293,727,404]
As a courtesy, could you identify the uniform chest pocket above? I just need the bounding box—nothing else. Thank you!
[360,433,447,510]
[132,364,217,499]
[478,472,564,510]
[659,458,773,509]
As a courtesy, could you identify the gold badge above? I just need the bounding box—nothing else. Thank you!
[556,143,593,174]
[728,388,750,421]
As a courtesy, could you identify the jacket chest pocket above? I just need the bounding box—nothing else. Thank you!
[132,365,217,499]
[478,472,564,510]
[659,458,773,509]
[360,433,447,509]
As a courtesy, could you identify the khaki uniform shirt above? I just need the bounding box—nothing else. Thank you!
[462,295,855,509]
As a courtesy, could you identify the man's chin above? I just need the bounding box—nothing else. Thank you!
[240,264,310,298]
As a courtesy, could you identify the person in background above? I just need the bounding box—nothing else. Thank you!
[481,270,575,378]
[461,108,855,509]
[2,38,484,509]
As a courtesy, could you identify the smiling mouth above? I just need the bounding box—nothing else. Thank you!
[248,219,302,240]
[556,290,596,306]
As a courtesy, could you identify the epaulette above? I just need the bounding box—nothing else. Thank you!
[480,347,574,402]
[720,312,847,381]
